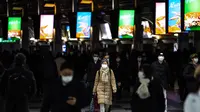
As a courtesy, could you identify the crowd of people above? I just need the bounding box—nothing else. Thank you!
[0,48,199,112]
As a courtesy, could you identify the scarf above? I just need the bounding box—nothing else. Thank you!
[100,67,109,82]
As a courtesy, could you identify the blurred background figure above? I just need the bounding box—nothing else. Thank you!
[131,64,165,112]
[183,53,199,99]
[0,53,36,112]
[184,82,200,112]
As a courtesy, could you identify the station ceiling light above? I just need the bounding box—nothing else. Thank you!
[44,3,56,7]
[80,0,93,4]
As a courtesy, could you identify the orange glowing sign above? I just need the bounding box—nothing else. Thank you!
[81,0,93,4]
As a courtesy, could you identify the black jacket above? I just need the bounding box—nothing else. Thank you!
[151,61,170,89]
[41,78,88,112]
[183,63,198,92]
[0,66,36,98]
[131,78,165,112]
[86,60,101,82]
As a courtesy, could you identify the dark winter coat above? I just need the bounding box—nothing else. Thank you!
[151,61,170,89]
[40,78,88,112]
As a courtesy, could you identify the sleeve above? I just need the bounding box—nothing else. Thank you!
[111,70,117,92]
[93,71,99,93]
[29,72,37,97]
[183,65,195,81]
[40,85,52,112]
[184,94,193,112]
[76,82,90,109]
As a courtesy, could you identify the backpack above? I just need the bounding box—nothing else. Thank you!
[136,80,150,99]
[7,71,31,96]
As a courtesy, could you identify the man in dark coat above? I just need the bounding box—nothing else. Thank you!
[183,53,199,98]
[41,62,88,112]
[86,53,101,101]
[151,53,170,89]
[0,53,36,112]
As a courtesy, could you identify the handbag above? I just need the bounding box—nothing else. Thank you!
[89,96,94,112]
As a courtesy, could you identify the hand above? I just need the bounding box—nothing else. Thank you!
[67,97,76,106]
[118,82,121,86]
[113,90,117,93]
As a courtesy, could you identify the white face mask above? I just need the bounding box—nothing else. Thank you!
[61,76,73,84]
[116,58,120,62]
[158,56,165,62]
[138,71,145,79]
[102,64,108,68]
[193,58,199,64]
[93,57,98,61]
[137,58,142,62]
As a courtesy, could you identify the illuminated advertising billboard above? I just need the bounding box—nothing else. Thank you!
[168,0,181,32]
[141,21,152,38]
[118,10,135,39]
[155,2,166,34]
[40,15,54,40]
[76,12,92,38]
[184,0,200,30]
[100,23,112,40]
[8,17,22,39]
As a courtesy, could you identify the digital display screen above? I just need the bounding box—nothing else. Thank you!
[100,23,112,40]
[8,17,22,39]
[155,2,166,34]
[118,10,135,39]
[168,0,181,32]
[184,0,200,30]
[141,21,152,38]
[40,15,54,39]
[62,44,67,52]
[76,12,92,38]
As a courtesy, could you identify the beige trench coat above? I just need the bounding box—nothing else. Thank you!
[93,69,117,105]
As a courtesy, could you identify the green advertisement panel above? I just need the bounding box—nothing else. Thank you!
[118,10,135,39]
[184,0,200,30]
[8,17,22,39]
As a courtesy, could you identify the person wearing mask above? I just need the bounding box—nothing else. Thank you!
[86,53,101,102]
[93,59,117,112]
[131,64,165,112]
[184,81,200,112]
[151,53,170,112]
[113,56,123,100]
[0,53,36,112]
[41,61,88,112]
[183,53,199,99]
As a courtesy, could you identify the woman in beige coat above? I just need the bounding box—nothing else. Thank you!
[93,59,117,112]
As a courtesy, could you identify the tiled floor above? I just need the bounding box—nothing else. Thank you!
[30,91,183,112]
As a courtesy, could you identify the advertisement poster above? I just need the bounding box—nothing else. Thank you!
[168,0,181,32]
[100,23,112,40]
[8,17,22,39]
[118,10,135,39]
[184,0,200,30]
[76,12,92,38]
[40,15,54,39]
[155,2,166,34]
[141,21,152,38]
